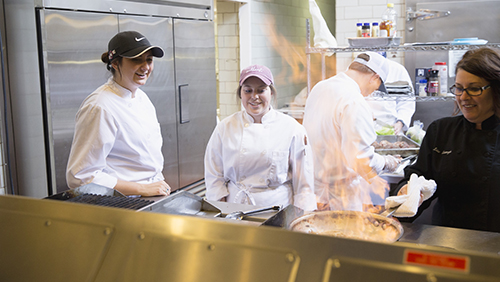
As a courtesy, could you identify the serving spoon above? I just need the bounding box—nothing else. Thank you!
[225,205,281,220]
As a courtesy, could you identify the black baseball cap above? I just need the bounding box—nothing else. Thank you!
[107,31,164,61]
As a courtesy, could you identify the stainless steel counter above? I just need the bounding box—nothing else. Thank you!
[399,222,500,255]
[2,194,500,281]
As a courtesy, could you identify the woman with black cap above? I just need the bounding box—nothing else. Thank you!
[66,31,172,197]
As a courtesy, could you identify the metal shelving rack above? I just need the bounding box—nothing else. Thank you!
[305,19,500,101]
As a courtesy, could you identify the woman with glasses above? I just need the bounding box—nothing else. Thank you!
[391,47,500,233]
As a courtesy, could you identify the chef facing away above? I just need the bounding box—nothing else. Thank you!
[303,52,401,211]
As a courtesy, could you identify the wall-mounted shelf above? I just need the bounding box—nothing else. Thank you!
[307,43,500,54]
[305,19,498,102]
[366,95,455,102]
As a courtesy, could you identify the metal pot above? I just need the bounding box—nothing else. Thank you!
[289,210,403,243]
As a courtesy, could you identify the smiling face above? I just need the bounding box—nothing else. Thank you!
[455,68,495,128]
[113,50,154,93]
[240,76,272,123]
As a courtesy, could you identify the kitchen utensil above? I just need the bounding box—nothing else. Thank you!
[289,210,403,243]
[225,205,281,220]
[379,205,400,217]
[394,154,418,174]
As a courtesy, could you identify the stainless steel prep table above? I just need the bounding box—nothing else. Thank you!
[2,194,500,281]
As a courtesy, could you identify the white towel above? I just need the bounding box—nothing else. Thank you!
[385,173,437,217]
[309,0,337,56]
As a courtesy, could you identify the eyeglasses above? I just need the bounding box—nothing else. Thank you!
[449,84,490,96]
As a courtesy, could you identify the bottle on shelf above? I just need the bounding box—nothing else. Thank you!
[362,23,371,37]
[433,62,448,96]
[371,22,379,37]
[356,23,363,37]
[380,3,397,37]
[418,79,428,97]
[427,70,440,96]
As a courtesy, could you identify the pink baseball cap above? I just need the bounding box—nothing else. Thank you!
[239,65,274,86]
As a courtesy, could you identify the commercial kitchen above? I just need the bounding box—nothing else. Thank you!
[1,0,500,281]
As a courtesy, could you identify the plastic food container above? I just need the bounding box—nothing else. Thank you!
[347,37,401,47]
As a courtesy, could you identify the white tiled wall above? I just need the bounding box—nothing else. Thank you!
[335,0,407,71]
[216,0,335,120]
[217,1,242,120]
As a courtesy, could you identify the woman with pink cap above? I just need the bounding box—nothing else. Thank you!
[204,65,317,211]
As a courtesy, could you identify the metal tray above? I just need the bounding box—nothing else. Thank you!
[348,37,401,47]
[373,135,420,157]
[143,191,222,217]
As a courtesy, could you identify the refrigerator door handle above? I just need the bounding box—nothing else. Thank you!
[179,83,190,124]
[406,7,450,22]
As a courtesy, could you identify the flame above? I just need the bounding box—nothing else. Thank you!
[264,17,389,213]
[264,17,336,89]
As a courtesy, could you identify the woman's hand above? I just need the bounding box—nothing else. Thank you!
[139,180,172,197]
[115,179,171,196]
[397,184,425,206]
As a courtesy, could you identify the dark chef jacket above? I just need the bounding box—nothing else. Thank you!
[392,114,500,233]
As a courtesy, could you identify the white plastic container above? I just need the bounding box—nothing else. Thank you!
[433,62,448,96]
[418,79,427,97]
[380,3,397,37]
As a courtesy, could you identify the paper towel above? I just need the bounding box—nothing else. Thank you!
[385,173,437,217]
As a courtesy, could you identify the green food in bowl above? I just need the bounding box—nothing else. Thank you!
[376,126,395,135]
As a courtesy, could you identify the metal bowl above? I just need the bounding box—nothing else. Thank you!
[289,210,404,243]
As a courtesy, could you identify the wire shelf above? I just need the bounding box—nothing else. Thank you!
[307,43,500,54]
[365,95,456,102]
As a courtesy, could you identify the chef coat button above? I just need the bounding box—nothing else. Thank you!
[240,176,246,181]
[244,123,249,127]
[261,150,267,155]
[241,149,246,153]
[259,178,264,183]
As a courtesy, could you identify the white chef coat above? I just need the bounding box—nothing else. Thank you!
[303,72,386,211]
[204,108,317,211]
[66,78,164,189]
[366,59,415,130]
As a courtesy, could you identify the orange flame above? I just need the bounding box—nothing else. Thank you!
[264,17,336,89]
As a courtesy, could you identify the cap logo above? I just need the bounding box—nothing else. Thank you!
[246,66,263,74]
[135,37,146,42]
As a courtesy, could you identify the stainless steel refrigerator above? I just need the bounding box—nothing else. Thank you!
[405,0,500,128]
[3,0,216,196]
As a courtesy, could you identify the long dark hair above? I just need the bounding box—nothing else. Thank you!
[455,48,500,114]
